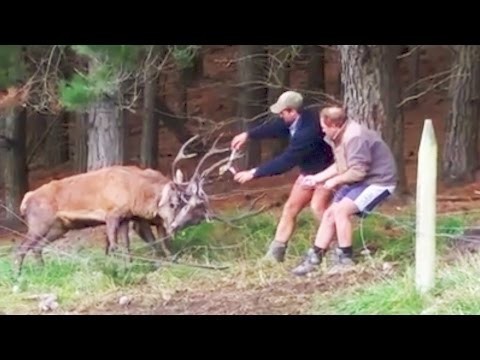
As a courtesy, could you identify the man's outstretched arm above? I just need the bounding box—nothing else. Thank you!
[247,117,290,140]
[252,130,318,178]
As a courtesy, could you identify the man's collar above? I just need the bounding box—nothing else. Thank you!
[290,113,301,125]
[332,120,349,142]
[324,120,350,145]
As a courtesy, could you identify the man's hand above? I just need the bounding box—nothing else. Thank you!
[301,172,328,188]
[231,132,248,150]
[301,175,318,188]
[234,169,256,184]
[324,177,338,190]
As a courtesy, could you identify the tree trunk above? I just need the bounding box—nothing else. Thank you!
[26,113,46,168]
[179,50,202,116]
[156,100,192,144]
[408,45,421,108]
[3,107,28,221]
[87,98,124,171]
[340,45,384,132]
[141,61,159,169]
[73,111,88,173]
[442,45,480,185]
[268,45,291,158]
[339,45,408,195]
[305,45,325,106]
[45,112,69,167]
[237,45,268,169]
[0,119,4,189]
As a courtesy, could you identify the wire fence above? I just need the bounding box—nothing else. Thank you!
[0,181,478,277]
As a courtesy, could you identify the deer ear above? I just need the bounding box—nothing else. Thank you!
[175,169,184,183]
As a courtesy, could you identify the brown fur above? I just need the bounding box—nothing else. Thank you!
[14,165,187,274]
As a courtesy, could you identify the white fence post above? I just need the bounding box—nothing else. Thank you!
[415,119,437,294]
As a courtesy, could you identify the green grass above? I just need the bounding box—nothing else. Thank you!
[309,254,480,315]
[309,268,425,315]
[169,210,315,263]
[0,206,479,314]
[308,212,480,315]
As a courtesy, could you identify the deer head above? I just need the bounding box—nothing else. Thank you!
[167,133,243,233]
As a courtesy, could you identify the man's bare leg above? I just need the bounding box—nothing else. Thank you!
[292,198,360,276]
[328,197,359,268]
[264,179,313,262]
[310,186,333,222]
[313,204,337,250]
[291,205,337,275]
[274,186,313,244]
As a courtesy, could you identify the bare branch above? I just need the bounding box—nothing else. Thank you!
[397,45,423,60]
[403,68,455,94]
[397,72,454,108]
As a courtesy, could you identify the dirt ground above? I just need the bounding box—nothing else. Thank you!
[2,45,480,315]
[70,263,386,315]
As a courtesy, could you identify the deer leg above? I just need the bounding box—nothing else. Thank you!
[14,218,54,276]
[134,219,163,257]
[156,225,172,258]
[118,220,131,263]
[105,215,121,256]
[14,236,39,277]
[15,232,47,277]
[32,222,67,266]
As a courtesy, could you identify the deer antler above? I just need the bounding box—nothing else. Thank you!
[188,133,231,184]
[171,134,200,185]
[199,150,244,187]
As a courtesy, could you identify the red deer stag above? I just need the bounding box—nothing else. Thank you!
[14,134,240,275]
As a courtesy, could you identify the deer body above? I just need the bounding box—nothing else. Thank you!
[14,134,242,275]
[15,165,182,274]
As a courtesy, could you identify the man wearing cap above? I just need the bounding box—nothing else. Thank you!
[231,90,335,262]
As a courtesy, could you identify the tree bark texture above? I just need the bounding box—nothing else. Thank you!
[87,98,124,171]
[179,49,202,116]
[141,61,159,169]
[339,45,408,195]
[305,45,325,106]
[237,45,268,168]
[408,45,421,108]
[26,113,46,168]
[45,112,69,167]
[268,45,291,158]
[3,107,28,221]
[442,45,480,184]
[72,111,88,173]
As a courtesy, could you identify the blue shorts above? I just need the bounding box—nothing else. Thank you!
[333,183,396,217]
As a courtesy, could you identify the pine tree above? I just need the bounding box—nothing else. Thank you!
[0,45,29,221]
[59,45,142,170]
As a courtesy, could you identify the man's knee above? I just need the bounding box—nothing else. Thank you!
[310,203,325,220]
[311,189,333,219]
[333,200,358,221]
[322,205,337,224]
[282,200,304,218]
[311,197,330,219]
